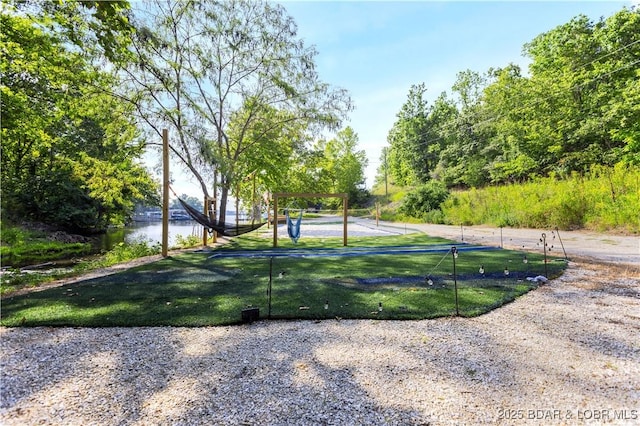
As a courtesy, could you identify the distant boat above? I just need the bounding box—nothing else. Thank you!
[170,210,192,221]
[132,210,192,222]
[132,211,163,222]
[132,209,248,222]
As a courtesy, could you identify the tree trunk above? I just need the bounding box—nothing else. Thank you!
[219,183,229,225]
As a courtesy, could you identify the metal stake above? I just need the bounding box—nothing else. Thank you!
[555,227,568,260]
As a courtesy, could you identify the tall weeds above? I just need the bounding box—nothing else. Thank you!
[441,165,639,233]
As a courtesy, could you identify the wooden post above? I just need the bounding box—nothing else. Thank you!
[252,172,257,224]
[266,194,270,229]
[211,196,217,243]
[202,196,208,247]
[273,195,278,247]
[162,129,169,257]
[235,182,240,227]
[343,195,348,247]
[376,202,379,227]
[212,171,217,243]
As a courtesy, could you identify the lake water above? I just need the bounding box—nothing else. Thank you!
[98,216,406,251]
[99,221,208,251]
[98,209,253,251]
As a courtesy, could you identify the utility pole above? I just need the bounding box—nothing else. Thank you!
[383,148,389,200]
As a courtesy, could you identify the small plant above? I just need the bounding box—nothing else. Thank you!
[174,234,201,248]
[94,239,161,268]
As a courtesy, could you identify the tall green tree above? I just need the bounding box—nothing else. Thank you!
[386,83,440,186]
[227,99,309,216]
[1,12,156,231]
[522,7,640,173]
[315,127,368,206]
[122,0,352,224]
[12,0,134,63]
[482,64,538,183]
[435,70,495,187]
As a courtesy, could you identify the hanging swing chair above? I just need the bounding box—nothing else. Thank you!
[285,208,303,243]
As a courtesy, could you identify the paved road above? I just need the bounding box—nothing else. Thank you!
[359,219,639,267]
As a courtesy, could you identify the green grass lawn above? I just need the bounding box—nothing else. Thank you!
[0,233,566,326]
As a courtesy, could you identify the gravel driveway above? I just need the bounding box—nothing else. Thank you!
[1,225,638,425]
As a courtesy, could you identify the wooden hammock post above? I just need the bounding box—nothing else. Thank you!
[212,197,217,244]
[272,192,348,248]
[162,129,169,257]
[202,196,208,247]
[273,196,278,247]
[212,171,217,243]
[343,194,348,247]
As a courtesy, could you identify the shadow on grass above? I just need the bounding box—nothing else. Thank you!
[0,237,567,326]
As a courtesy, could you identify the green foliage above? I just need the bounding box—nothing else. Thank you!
[0,242,91,268]
[174,234,201,249]
[0,222,91,268]
[398,181,450,220]
[386,84,448,186]
[441,165,640,232]
[170,195,202,213]
[15,0,134,63]
[1,13,157,232]
[95,240,161,268]
[308,127,369,208]
[0,220,166,295]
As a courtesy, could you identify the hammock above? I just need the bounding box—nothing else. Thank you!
[177,197,266,237]
[286,209,303,243]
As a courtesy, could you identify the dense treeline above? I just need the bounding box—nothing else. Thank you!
[1,3,157,232]
[380,7,639,188]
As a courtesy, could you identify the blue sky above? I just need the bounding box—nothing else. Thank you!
[170,0,636,196]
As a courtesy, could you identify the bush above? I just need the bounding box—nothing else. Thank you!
[174,234,201,248]
[398,181,449,220]
[97,239,161,267]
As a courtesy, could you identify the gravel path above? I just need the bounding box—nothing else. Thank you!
[276,218,639,266]
[1,225,639,425]
[404,223,639,267]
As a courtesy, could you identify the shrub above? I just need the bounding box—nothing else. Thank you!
[174,234,201,248]
[98,239,161,267]
[398,181,449,220]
